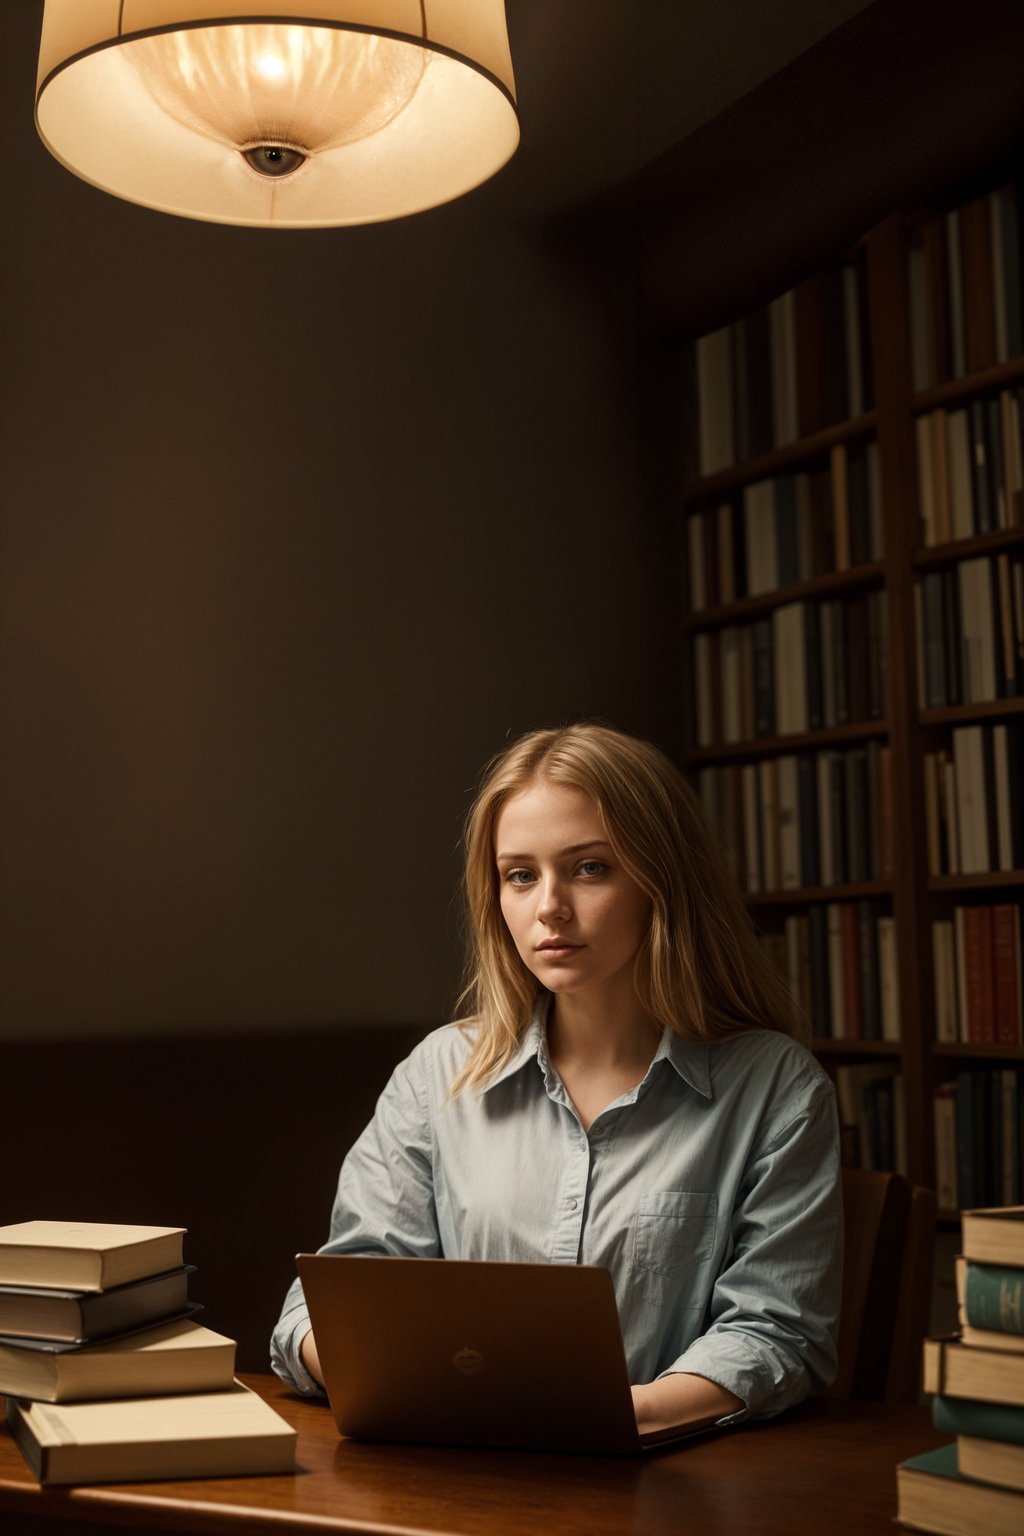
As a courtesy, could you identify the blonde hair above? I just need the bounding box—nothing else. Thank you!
[451,722,802,1096]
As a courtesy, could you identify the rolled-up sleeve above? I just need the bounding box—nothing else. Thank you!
[662,1077,843,1419]
[270,1044,440,1393]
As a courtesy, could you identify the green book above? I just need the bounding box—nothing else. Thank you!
[902,1444,959,1480]
[964,1262,1024,1335]
[933,1394,1024,1445]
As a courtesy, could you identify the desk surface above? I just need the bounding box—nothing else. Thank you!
[0,1375,945,1536]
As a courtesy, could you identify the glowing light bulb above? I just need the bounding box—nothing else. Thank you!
[257,53,286,80]
[127,23,428,163]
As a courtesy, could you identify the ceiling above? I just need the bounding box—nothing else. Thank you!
[497,0,876,219]
[11,0,878,225]
[8,0,1024,335]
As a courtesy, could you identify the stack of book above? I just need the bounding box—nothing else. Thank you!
[897,1205,1024,1535]
[0,1220,296,1484]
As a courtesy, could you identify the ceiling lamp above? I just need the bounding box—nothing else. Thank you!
[35,2,519,228]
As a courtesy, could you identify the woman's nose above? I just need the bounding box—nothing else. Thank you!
[537,875,571,922]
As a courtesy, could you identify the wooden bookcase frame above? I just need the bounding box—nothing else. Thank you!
[677,210,1024,1196]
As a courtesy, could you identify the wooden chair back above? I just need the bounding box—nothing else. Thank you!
[825,1168,936,1403]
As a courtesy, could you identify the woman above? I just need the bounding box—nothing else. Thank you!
[271,723,842,1435]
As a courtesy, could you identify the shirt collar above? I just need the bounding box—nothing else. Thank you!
[481,995,714,1100]
[481,999,549,1092]
[658,1028,713,1099]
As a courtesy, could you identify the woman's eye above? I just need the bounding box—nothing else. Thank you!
[577,860,607,877]
[504,869,534,886]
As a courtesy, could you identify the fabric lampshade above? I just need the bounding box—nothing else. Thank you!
[35,1,519,227]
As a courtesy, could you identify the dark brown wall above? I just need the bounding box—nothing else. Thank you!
[2,1026,426,1371]
[0,2,675,1043]
[0,2,676,1375]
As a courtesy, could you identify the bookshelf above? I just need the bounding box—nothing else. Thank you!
[677,178,1024,1206]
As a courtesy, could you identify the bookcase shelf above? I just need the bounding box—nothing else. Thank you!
[933,1042,1024,1062]
[750,880,892,907]
[679,562,884,633]
[683,410,879,505]
[913,526,1024,570]
[676,176,1024,1199]
[928,870,1024,893]
[919,697,1024,727]
[682,718,887,766]
[813,1038,903,1059]
[912,353,1024,413]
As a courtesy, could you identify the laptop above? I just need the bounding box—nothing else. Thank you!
[296,1253,724,1455]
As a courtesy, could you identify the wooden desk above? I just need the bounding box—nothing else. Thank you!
[0,1375,945,1536]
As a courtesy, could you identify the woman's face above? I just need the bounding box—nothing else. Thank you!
[494,778,650,1005]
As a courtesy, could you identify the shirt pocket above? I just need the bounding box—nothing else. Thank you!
[631,1191,718,1309]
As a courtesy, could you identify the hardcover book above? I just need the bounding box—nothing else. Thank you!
[962,1206,1024,1267]
[0,1223,185,1293]
[959,1434,1024,1493]
[897,1443,1024,1536]
[933,1392,1024,1444]
[924,1334,1024,1407]
[956,1256,1024,1341]
[0,1318,235,1403]
[0,1267,195,1343]
[5,1380,297,1485]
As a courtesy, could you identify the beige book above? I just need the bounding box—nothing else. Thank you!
[0,1223,185,1292]
[959,1434,1024,1492]
[0,1319,236,1403]
[923,1334,1024,1406]
[6,1380,296,1485]
[962,1206,1024,1267]
[898,1444,1024,1536]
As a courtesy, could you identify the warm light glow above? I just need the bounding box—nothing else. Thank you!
[35,2,520,228]
[129,24,427,159]
[257,54,286,81]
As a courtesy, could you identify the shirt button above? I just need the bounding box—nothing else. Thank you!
[567,1198,578,1210]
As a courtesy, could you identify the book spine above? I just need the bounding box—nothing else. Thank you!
[933,1083,958,1210]
[752,617,775,738]
[858,901,882,1041]
[993,904,1023,1046]
[932,1393,1024,1444]
[962,905,996,1044]
[956,1070,979,1210]
[963,1261,1024,1336]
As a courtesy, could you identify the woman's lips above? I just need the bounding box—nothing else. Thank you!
[537,941,584,959]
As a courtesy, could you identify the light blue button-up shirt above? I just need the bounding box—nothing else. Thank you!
[271,1004,842,1418]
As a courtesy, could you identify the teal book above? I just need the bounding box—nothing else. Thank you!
[933,1394,1024,1445]
[964,1261,1024,1335]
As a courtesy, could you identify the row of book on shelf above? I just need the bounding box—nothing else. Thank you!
[916,556,1024,709]
[934,1072,1024,1215]
[700,742,892,895]
[923,724,1023,877]
[685,440,883,609]
[908,178,1024,391]
[916,393,1024,546]
[767,904,900,1047]
[695,250,873,476]
[687,591,887,749]
[897,1204,1024,1536]
[0,1220,295,1484]
[932,904,1023,1048]
[834,1063,905,1176]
